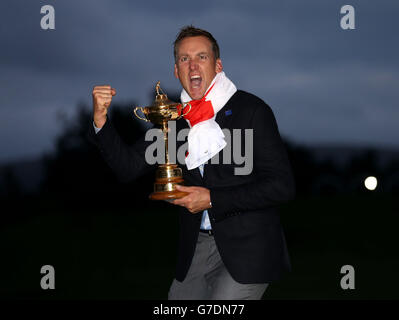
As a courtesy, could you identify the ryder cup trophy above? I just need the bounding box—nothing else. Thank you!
[133,81,191,200]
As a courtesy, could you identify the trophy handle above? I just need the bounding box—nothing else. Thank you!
[133,107,149,122]
[179,102,192,118]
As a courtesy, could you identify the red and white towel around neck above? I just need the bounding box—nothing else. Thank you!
[180,71,237,170]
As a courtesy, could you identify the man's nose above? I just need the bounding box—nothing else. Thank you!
[189,60,198,70]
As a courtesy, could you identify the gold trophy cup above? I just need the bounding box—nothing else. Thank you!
[133,81,191,200]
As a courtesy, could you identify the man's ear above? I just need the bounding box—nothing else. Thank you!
[174,64,179,79]
[215,59,223,73]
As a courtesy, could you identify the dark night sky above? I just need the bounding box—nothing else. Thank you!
[1,0,398,163]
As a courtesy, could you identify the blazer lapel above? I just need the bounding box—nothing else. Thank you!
[203,94,237,181]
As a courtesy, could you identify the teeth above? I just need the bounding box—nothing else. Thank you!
[191,75,201,80]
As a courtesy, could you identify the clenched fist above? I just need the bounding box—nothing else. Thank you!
[92,85,116,128]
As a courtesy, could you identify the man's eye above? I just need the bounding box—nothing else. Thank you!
[200,55,207,60]
[180,57,188,62]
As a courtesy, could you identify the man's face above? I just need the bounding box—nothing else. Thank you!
[174,36,223,100]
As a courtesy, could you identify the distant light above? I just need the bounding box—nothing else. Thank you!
[364,176,378,191]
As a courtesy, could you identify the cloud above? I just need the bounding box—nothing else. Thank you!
[1,0,399,162]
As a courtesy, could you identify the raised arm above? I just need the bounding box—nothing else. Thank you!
[87,85,154,183]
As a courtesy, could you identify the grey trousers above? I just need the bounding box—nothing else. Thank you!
[168,231,268,300]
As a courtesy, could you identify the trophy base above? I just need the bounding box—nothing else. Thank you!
[149,164,189,201]
[149,190,189,201]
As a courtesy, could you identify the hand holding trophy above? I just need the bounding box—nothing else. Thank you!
[134,81,191,200]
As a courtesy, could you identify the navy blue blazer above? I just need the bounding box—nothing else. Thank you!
[88,90,295,284]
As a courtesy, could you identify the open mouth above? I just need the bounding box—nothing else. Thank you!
[190,75,202,89]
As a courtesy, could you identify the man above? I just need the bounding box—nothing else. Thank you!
[88,26,295,300]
